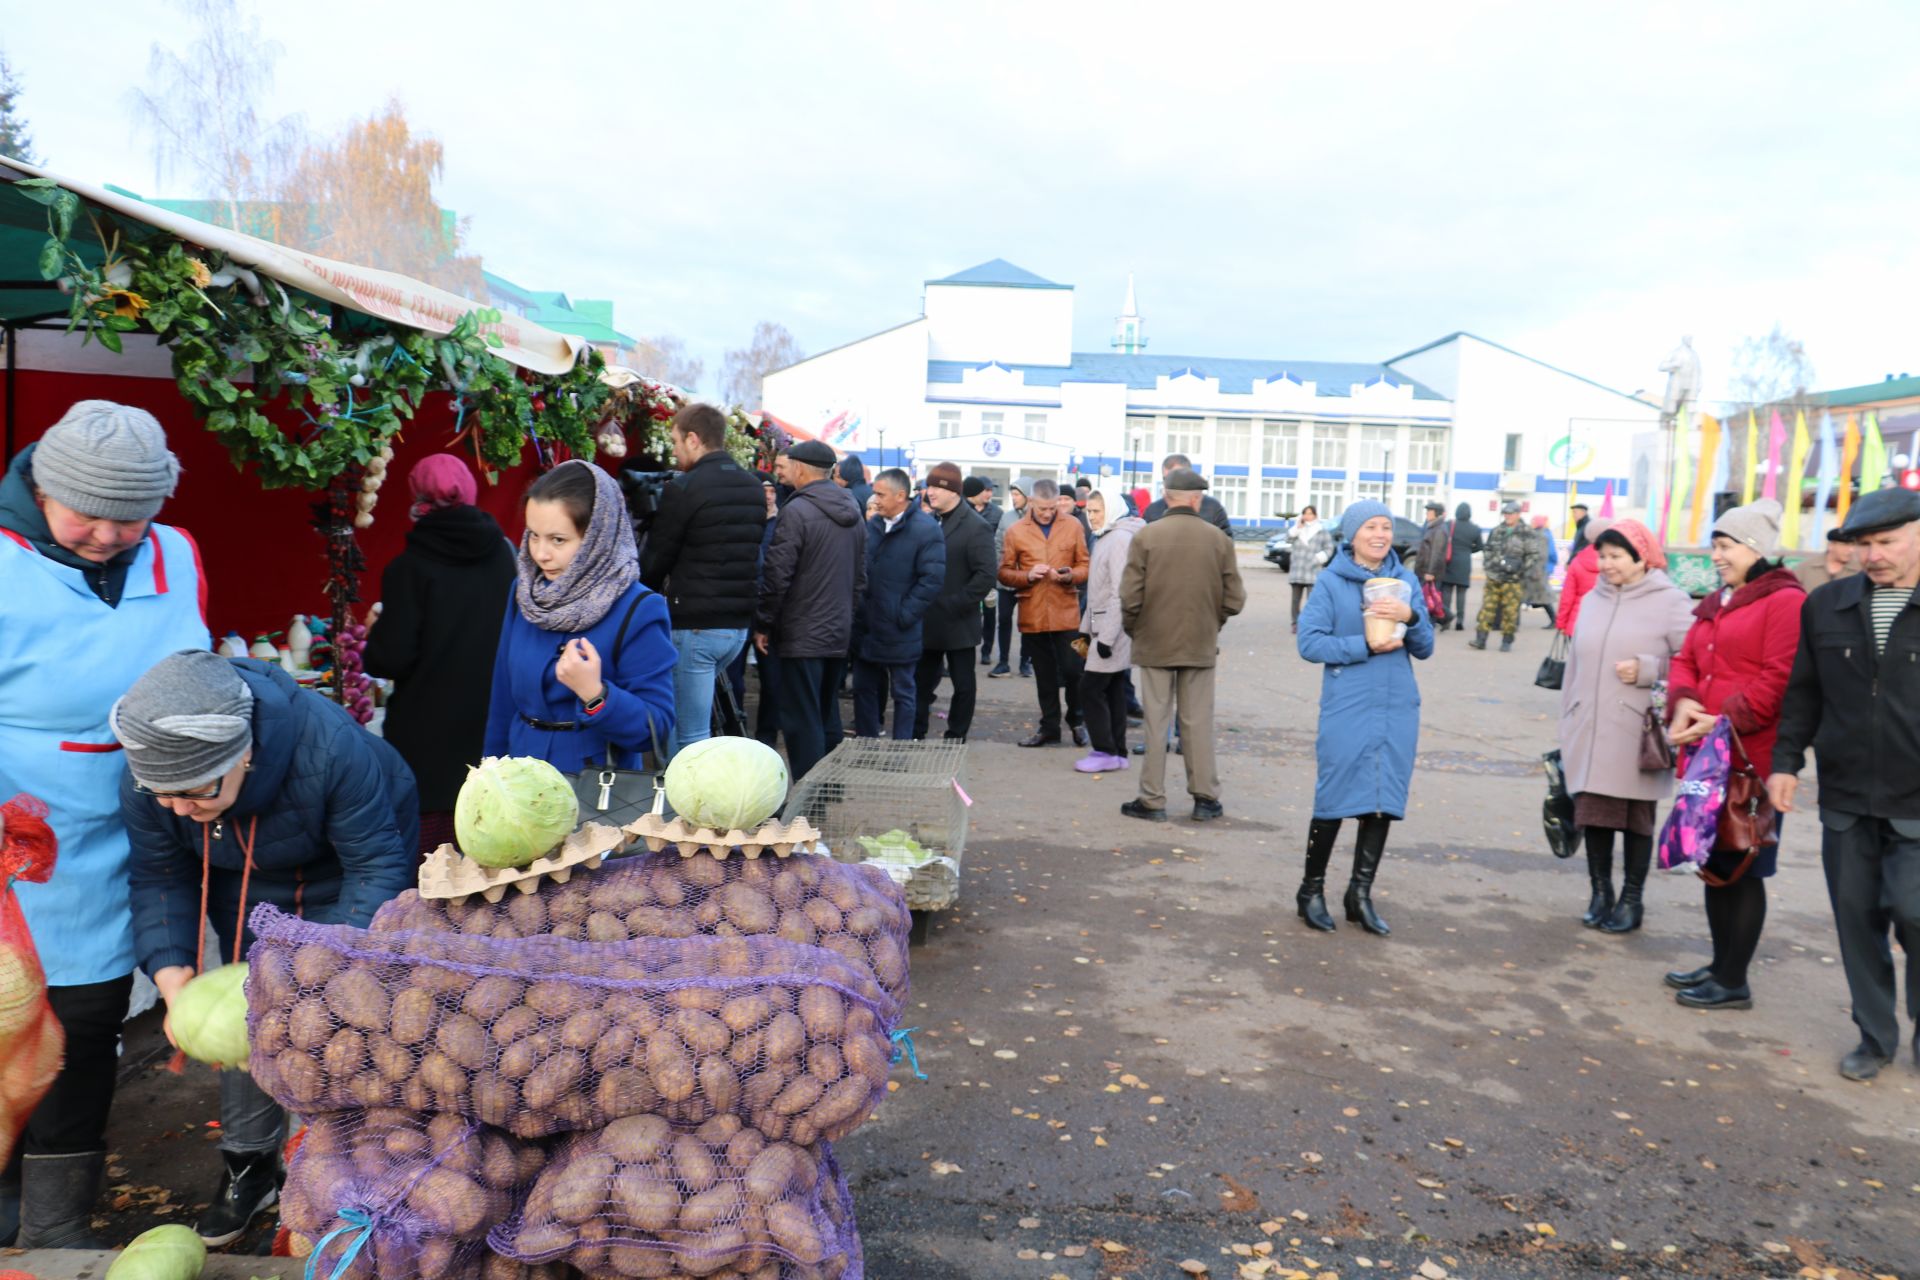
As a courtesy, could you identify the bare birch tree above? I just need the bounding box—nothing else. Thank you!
[633,335,706,393]
[720,322,803,409]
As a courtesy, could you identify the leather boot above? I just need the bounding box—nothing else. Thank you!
[1500,636,1514,653]
[1296,819,1340,932]
[1601,836,1652,933]
[195,1147,284,1247]
[1469,630,1489,650]
[1582,839,1615,928]
[1343,816,1392,936]
[17,1150,105,1250]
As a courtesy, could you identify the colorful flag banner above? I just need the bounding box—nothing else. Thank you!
[1812,411,1839,542]
[1565,483,1580,538]
[1742,410,1759,505]
[1781,409,1813,549]
[1837,413,1862,523]
[1860,411,1888,494]
[1689,414,1722,544]
[1599,480,1615,518]
[1762,409,1786,500]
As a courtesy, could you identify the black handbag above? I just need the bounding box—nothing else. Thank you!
[1541,748,1581,859]
[1534,632,1568,690]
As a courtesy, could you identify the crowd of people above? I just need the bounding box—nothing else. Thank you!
[3,392,1915,1256]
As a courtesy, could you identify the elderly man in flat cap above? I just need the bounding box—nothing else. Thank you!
[1771,487,1920,1082]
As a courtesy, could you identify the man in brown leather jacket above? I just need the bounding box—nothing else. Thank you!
[998,478,1090,747]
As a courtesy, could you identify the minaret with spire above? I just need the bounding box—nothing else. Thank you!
[1111,273,1146,354]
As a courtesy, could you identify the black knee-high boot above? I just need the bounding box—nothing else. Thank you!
[1344,815,1392,936]
[1582,827,1617,928]
[1298,819,1341,931]
[1601,831,1653,933]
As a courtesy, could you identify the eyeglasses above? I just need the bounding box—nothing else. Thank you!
[133,778,225,800]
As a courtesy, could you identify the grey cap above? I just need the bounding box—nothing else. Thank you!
[111,651,254,790]
[1836,486,1920,541]
[32,401,180,521]
[1164,469,1209,492]
[1500,499,1523,515]
[1424,500,1446,512]
[1710,498,1783,556]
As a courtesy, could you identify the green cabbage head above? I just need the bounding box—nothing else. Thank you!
[171,962,250,1068]
[456,755,580,867]
[107,1224,207,1280]
[664,737,790,831]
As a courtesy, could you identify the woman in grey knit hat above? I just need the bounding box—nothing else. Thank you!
[0,402,208,1250]
[114,649,418,1245]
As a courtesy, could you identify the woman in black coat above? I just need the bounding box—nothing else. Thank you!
[363,454,515,851]
[1440,502,1483,631]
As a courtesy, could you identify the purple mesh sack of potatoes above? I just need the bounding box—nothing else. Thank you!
[491,1113,861,1280]
[370,849,911,1020]
[279,1108,559,1280]
[246,903,899,1143]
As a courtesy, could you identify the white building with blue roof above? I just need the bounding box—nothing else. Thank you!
[761,259,1658,528]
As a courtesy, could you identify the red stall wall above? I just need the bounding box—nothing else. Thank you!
[6,368,546,639]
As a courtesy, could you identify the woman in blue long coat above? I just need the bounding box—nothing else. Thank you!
[1295,501,1435,936]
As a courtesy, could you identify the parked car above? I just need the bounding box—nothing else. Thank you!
[1264,526,1293,572]
[1337,515,1425,565]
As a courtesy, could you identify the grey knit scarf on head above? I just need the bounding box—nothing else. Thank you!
[111,650,255,790]
[514,460,639,634]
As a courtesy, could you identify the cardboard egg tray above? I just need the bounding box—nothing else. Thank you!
[622,812,821,859]
[418,821,628,903]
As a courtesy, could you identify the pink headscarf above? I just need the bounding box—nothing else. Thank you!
[1601,518,1667,570]
[1530,514,1550,529]
[409,453,477,521]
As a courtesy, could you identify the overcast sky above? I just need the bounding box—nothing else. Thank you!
[6,1,1917,404]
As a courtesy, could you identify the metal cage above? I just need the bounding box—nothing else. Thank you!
[782,738,970,910]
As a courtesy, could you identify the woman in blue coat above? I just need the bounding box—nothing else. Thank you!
[1295,501,1436,936]
[485,460,676,782]
[115,650,418,1245]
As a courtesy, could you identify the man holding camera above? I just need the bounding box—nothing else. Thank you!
[998,477,1091,748]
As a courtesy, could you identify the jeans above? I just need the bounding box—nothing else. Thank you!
[220,1067,287,1156]
[668,627,748,758]
[21,974,134,1155]
[1025,630,1084,737]
[914,648,978,741]
[1080,668,1131,756]
[851,659,917,739]
[777,656,846,781]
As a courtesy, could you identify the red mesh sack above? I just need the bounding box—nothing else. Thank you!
[370,851,911,1021]
[280,1108,559,1280]
[0,795,62,1168]
[491,1116,861,1280]
[247,905,898,1143]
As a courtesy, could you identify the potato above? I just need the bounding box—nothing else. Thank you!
[626,907,696,940]
[462,974,525,1021]
[646,1034,696,1103]
[550,1089,595,1130]
[673,1226,746,1278]
[506,893,547,936]
[596,1066,658,1120]
[548,1152,615,1225]
[603,1242,676,1278]
[591,876,652,914]
[560,1008,610,1051]
[435,1013,491,1070]
[698,1055,739,1116]
[601,1114,672,1164]
[741,1067,786,1117]
[346,1071,389,1107]
[253,949,296,1005]
[254,1006,290,1057]
[415,1236,457,1280]
[586,910,629,942]
[385,986,437,1047]
[499,1033,551,1080]
[490,1004,542,1047]
[477,1133,522,1191]
[401,1076,434,1112]
[524,979,583,1019]
[806,1044,844,1085]
[771,1074,823,1117]
[521,1048,583,1114]
[842,906,883,938]
[775,911,817,947]
[667,986,725,1013]
[420,1049,468,1097]
[766,1200,826,1265]
[410,964,469,996]
[669,1009,731,1056]
[724,1127,766,1174]
[679,856,727,889]
[787,1117,820,1147]
[321,1026,367,1078]
[694,897,725,931]
[801,900,843,935]
[471,1072,520,1128]
[669,1132,719,1193]
[277,1050,326,1106]
[842,1032,891,1091]
[323,968,390,1032]
[288,996,333,1052]
[727,1028,766,1071]
[546,880,592,924]
[291,943,346,989]
[591,1024,640,1073]
[868,936,908,993]
[764,1011,805,1062]
[678,1182,734,1233]
[797,988,844,1040]
[743,1144,802,1205]
[694,1114,741,1146]
[406,1167,491,1236]
[823,877,862,914]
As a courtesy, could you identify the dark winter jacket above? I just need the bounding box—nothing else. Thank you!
[835,457,874,517]
[1144,492,1233,532]
[123,661,418,972]
[853,504,947,666]
[363,504,516,811]
[0,444,147,606]
[1482,519,1536,585]
[922,500,999,652]
[1569,515,1592,557]
[1667,566,1804,779]
[640,450,766,630]
[1773,573,1920,819]
[755,479,868,659]
[1443,504,1483,587]
[484,580,677,771]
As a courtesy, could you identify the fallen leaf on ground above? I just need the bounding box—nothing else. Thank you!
[1179,1262,1210,1276]
[929,1160,963,1176]
[1419,1261,1448,1280]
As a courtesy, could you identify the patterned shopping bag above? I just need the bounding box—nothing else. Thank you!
[1657,718,1733,871]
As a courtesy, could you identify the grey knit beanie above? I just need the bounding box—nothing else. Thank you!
[111,651,255,790]
[1710,498,1783,557]
[32,400,180,521]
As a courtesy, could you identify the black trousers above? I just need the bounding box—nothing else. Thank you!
[1820,814,1920,1057]
[777,655,846,782]
[994,589,1028,668]
[1025,630,1084,736]
[753,651,782,746]
[22,973,135,1156]
[1289,582,1312,622]
[980,600,997,659]
[914,648,978,741]
[1443,582,1469,627]
[1080,668,1130,756]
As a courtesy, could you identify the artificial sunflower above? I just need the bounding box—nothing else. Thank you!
[186,258,213,288]
[103,287,149,320]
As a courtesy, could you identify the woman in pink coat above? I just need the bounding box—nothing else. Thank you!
[1558,520,1696,933]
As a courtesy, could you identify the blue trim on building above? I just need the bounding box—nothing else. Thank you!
[1311,468,1348,480]
[1454,471,1501,490]
[1358,470,1392,483]
[1407,472,1440,484]
[1123,460,1154,473]
[1211,465,1251,477]
[1261,466,1300,479]
[1536,476,1630,497]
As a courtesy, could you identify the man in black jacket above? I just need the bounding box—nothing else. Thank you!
[754,440,867,780]
[915,462,999,742]
[1143,454,1233,532]
[1770,487,1920,1082]
[641,404,767,758]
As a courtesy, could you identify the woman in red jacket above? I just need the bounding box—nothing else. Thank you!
[1663,500,1806,1011]
[1554,518,1609,635]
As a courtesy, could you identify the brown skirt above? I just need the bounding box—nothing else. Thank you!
[1573,792,1657,837]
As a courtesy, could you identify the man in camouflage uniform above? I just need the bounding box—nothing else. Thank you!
[1471,500,1537,652]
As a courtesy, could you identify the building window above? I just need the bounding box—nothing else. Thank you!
[1310,425,1348,469]
[1260,419,1300,467]
[1406,427,1447,473]
[1215,417,1252,465]
[1023,412,1048,442]
[982,411,1004,435]
[1211,474,1248,519]
[1307,480,1347,521]
[1259,476,1295,519]
[1402,482,1438,522]
[1165,418,1204,459]
[1125,415,1155,462]
[1358,425,1398,470]
[937,410,961,439]
[1354,479,1391,510]
[1503,432,1524,471]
